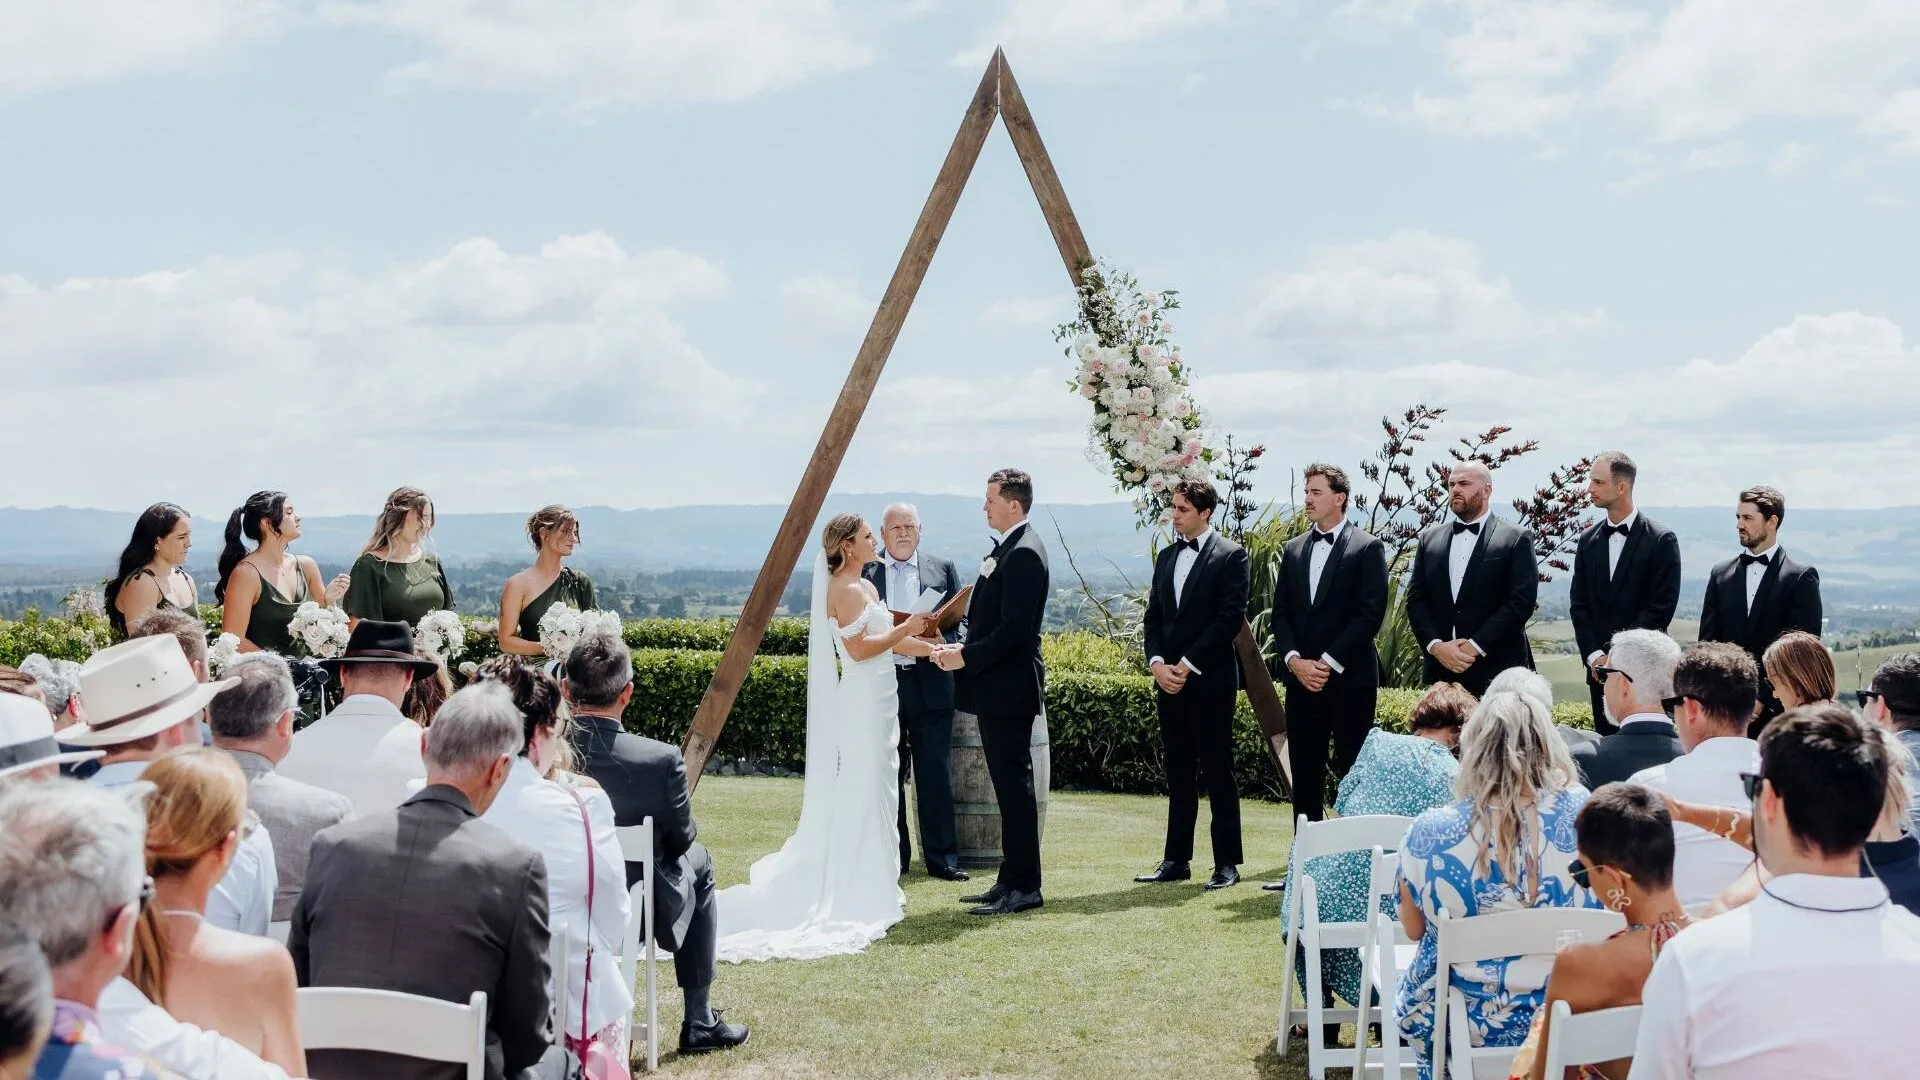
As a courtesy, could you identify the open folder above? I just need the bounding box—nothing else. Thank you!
[889,584,972,634]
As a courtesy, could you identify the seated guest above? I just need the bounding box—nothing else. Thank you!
[128,611,212,687]
[1281,682,1474,1026]
[1762,630,1835,714]
[401,653,452,728]
[17,654,84,730]
[105,504,199,642]
[207,654,353,922]
[65,638,273,938]
[1396,692,1598,1079]
[0,693,101,785]
[216,492,347,657]
[0,925,53,1074]
[277,621,432,817]
[1861,652,1920,835]
[125,750,303,1075]
[562,633,749,1054]
[1486,667,1553,712]
[1632,705,1920,1078]
[473,660,631,1073]
[341,488,452,631]
[1508,784,1693,1080]
[1570,629,1682,788]
[0,780,185,1078]
[291,684,566,1080]
[498,506,596,659]
[1629,642,1762,910]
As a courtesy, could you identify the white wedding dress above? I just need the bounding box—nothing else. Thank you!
[715,556,906,962]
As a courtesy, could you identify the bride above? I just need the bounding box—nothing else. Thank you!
[716,513,939,962]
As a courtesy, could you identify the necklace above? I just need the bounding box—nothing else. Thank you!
[159,908,205,922]
[1759,880,1886,915]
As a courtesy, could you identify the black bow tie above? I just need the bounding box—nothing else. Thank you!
[1603,523,1631,539]
[1174,537,1200,554]
[1740,552,1770,567]
[1452,520,1481,536]
[1311,530,1337,545]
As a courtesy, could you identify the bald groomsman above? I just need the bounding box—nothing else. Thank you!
[1404,462,1540,697]
[1568,451,1682,735]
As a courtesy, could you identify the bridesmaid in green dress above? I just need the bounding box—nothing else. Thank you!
[342,486,453,629]
[215,491,349,654]
[497,505,597,658]
[105,502,200,639]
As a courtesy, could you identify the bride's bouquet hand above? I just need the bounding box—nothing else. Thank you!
[900,612,936,638]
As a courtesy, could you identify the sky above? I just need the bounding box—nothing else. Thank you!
[3,0,1918,519]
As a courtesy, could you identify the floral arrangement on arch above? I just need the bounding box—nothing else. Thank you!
[1055,259,1212,527]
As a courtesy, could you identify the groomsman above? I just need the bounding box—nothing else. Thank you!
[863,503,970,882]
[1135,479,1251,890]
[1268,464,1387,824]
[1405,462,1540,697]
[1568,451,1683,735]
[1698,485,1823,729]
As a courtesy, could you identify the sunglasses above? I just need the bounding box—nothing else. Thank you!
[1661,695,1692,719]
[1568,858,1592,890]
[1857,689,1882,708]
[1594,665,1633,682]
[1740,771,1765,801]
[106,875,155,934]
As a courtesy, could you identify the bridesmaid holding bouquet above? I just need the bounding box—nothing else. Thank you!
[499,505,598,658]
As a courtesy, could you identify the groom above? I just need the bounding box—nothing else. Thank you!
[933,467,1049,917]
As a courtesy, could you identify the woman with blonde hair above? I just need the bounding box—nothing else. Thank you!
[498,505,597,658]
[342,486,452,630]
[1763,630,1835,712]
[1394,691,1600,1079]
[127,747,305,1076]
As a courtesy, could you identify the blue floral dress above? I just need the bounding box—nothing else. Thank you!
[1282,729,1460,1006]
[1394,786,1599,1080]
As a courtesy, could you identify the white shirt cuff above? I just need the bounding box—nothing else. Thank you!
[1467,640,1484,657]
[1283,650,1301,664]
[1179,657,1200,675]
[1147,655,1163,671]
[1321,653,1345,675]
[1586,650,1604,666]
[1426,639,1445,653]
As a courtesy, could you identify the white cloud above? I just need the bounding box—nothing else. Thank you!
[0,0,289,98]
[321,0,879,107]
[776,274,872,344]
[980,294,1068,331]
[1862,89,1920,154]
[956,0,1230,77]
[1248,230,1603,348]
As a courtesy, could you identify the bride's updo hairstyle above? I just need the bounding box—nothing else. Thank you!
[821,513,866,572]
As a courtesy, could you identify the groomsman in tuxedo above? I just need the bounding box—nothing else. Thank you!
[1568,451,1683,735]
[863,502,970,882]
[1134,479,1251,890]
[1405,462,1540,697]
[1698,485,1823,729]
[1268,464,1388,824]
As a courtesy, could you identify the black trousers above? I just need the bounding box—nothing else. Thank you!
[897,703,960,872]
[1156,683,1243,866]
[978,710,1043,893]
[1286,681,1376,822]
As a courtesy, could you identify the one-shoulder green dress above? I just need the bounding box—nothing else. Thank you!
[516,567,597,643]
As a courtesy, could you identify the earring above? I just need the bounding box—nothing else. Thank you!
[1605,886,1631,910]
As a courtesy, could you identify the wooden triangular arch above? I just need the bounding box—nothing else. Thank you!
[682,48,1290,792]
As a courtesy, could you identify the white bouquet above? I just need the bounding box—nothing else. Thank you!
[537,603,623,661]
[287,601,351,659]
[207,632,242,676]
[414,610,468,666]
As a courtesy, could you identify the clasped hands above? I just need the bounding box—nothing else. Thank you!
[1149,660,1190,695]
[929,643,966,671]
[1427,638,1480,674]
[1285,655,1333,693]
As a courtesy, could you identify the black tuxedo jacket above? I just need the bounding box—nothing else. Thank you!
[1142,531,1250,693]
[1570,721,1683,789]
[1269,524,1389,692]
[567,714,702,950]
[1405,515,1540,684]
[864,552,963,713]
[1698,549,1823,661]
[1568,514,1682,661]
[955,521,1049,719]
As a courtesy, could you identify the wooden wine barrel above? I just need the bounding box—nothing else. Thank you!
[950,709,1050,870]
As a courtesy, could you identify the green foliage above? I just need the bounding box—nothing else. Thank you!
[0,610,112,666]
[621,617,809,656]
[1040,631,1137,676]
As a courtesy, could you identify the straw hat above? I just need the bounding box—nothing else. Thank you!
[62,637,239,748]
[0,692,103,779]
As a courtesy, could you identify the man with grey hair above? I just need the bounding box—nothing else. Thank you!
[293,684,568,1079]
[1571,628,1684,787]
[209,654,352,922]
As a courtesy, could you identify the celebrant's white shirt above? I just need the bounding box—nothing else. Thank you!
[1630,736,1760,909]
[277,694,425,818]
[884,551,921,669]
[99,977,290,1080]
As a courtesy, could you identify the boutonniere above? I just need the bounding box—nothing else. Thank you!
[980,557,998,579]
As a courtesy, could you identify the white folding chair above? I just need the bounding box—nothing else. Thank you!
[616,818,659,1073]
[1540,1001,1642,1078]
[548,923,570,1037]
[297,987,487,1080]
[1277,813,1415,1080]
[1351,846,1419,1078]
[1433,907,1626,1080]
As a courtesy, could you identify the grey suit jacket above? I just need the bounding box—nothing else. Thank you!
[1571,721,1683,790]
[226,749,353,922]
[291,785,554,1080]
[567,715,700,950]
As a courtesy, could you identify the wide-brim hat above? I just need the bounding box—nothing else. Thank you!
[317,619,440,677]
[0,693,104,779]
[62,636,239,748]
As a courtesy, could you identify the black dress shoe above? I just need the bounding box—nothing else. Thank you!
[927,864,971,882]
[959,883,1006,905]
[679,1011,750,1054]
[1204,865,1240,890]
[1133,860,1192,883]
[968,889,1043,916]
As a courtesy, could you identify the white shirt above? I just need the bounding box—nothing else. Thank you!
[1628,873,1920,1080]
[482,758,633,1038]
[277,694,426,818]
[98,977,291,1079]
[1149,528,1212,675]
[1604,509,1638,577]
[1742,542,1779,613]
[1283,523,1347,676]
[91,759,277,937]
[884,552,921,668]
[1629,736,1760,910]
[1447,512,1488,601]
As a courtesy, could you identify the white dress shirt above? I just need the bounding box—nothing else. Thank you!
[482,758,634,1039]
[277,694,426,818]
[1583,511,1640,666]
[1628,873,1920,1080]
[1283,523,1348,675]
[98,977,291,1079]
[1149,527,1212,675]
[1629,736,1760,910]
[91,759,277,937]
[884,552,921,668]
[1742,542,1779,613]
[1426,513,1488,656]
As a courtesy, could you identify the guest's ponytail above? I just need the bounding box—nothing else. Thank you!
[215,491,289,604]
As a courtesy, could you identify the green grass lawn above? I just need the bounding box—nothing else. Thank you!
[646,776,1321,1078]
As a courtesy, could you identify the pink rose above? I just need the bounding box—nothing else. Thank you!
[1170,400,1192,418]
[1160,318,1175,334]
[1143,291,1161,307]
[1135,311,1152,327]
[1185,437,1203,454]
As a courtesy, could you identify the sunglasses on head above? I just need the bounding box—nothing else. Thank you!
[1740,771,1765,801]
[1594,665,1633,682]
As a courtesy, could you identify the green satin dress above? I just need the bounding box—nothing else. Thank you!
[245,563,309,654]
[516,567,597,643]
[342,552,454,628]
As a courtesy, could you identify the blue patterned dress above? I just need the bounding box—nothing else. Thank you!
[1394,786,1599,1080]
[1282,729,1460,1006]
